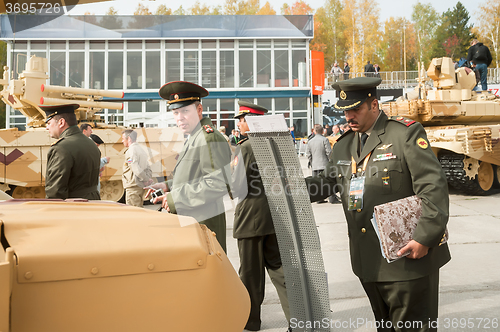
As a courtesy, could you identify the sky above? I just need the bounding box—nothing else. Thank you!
[66,0,480,24]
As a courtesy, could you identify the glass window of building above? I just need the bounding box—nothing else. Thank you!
[107,109,124,126]
[220,50,234,88]
[292,50,307,87]
[239,50,253,87]
[69,41,84,50]
[127,101,142,113]
[275,97,290,111]
[127,41,142,50]
[257,39,271,48]
[31,51,47,59]
[166,51,181,82]
[202,40,216,49]
[146,101,159,113]
[202,51,216,88]
[108,52,123,89]
[202,99,217,113]
[166,40,180,49]
[220,40,234,49]
[50,41,66,50]
[184,50,198,84]
[256,98,272,112]
[89,52,105,89]
[69,52,84,88]
[275,50,289,87]
[146,51,160,89]
[146,41,160,49]
[12,53,27,79]
[89,41,105,50]
[30,41,46,50]
[292,97,307,110]
[127,52,142,89]
[50,52,66,86]
[274,40,289,48]
[257,50,271,87]
[184,40,198,49]
[108,41,123,50]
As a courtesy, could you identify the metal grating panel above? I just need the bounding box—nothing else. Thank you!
[248,131,331,332]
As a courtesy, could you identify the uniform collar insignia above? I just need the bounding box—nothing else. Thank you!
[377,144,393,150]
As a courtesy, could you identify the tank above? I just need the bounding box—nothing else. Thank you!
[0,55,184,201]
[381,57,500,195]
[0,194,250,332]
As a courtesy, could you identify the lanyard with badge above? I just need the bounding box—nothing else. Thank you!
[348,152,372,211]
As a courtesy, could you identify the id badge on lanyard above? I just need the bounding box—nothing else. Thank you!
[348,152,371,211]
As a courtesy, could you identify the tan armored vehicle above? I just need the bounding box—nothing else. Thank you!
[0,195,250,331]
[0,56,183,201]
[382,57,500,195]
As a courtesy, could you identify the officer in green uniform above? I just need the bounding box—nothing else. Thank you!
[148,81,232,252]
[306,77,451,331]
[232,101,290,331]
[43,104,101,200]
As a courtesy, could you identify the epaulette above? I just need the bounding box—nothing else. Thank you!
[237,137,248,145]
[335,129,353,143]
[203,124,214,133]
[389,116,417,127]
[51,137,64,146]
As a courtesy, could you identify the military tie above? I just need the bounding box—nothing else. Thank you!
[358,132,368,156]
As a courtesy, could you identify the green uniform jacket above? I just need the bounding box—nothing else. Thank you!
[45,126,101,200]
[166,117,232,230]
[232,138,275,239]
[307,112,451,282]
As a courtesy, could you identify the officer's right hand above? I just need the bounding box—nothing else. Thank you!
[145,182,167,200]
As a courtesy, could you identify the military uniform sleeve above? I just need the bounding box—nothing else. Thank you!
[404,123,449,247]
[167,134,231,215]
[231,145,248,200]
[45,146,72,199]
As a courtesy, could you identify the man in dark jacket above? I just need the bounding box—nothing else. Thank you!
[364,60,375,77]
[467,39,492,91]
[43,104,101,200]
[232,101,290,332]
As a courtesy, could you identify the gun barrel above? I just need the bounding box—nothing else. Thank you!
[41,84,124,99]
[40,97,123,110]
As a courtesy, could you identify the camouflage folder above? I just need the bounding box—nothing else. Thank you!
[372,195,448,263]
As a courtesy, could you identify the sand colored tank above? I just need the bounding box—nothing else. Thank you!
[0,56,184,201]
[381,57,500,194]
[0,197,250,332]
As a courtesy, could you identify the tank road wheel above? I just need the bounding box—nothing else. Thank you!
[11,186,46,199]
[100,180,124,202]
[494,165,500,189]
[438,151,495,195]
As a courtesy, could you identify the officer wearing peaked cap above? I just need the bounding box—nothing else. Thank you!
[42,104,101,200]
[148,81,232,252]
[306,77,451,331]
[232,101,291,331]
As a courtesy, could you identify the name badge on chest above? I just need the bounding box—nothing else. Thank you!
[348,152,371,211]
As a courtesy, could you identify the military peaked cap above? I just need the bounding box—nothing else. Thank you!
[40,104,79,123]
[332,77,382,111]
[234,101,268,119]
[90,134,104,145]
[159,81,209,111]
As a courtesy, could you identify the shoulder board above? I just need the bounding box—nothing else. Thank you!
[203,124,214,133]
[335,129,353,142]
[237,137,248,145]
[388,116,417,127]
[51,137,64,146]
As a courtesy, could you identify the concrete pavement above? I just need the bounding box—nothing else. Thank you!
[149,155,500,331]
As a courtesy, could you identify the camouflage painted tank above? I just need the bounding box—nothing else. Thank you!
[381,57,500,195]
[0,56,183,201]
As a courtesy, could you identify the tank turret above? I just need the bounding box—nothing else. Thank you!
[0,56,184,201]
[381,57,500,195]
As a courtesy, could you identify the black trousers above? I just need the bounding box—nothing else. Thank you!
[238,234,290,331]
[361,271,440,332]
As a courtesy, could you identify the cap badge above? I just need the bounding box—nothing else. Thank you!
[340,91,347,100]
[174,94,179,100]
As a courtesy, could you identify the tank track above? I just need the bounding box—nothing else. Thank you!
[438,151,493,196]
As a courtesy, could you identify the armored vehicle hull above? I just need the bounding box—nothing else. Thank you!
[0,198,250,332]
[381,57,500,195]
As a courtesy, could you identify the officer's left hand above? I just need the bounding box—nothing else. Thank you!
[397,240,429,259]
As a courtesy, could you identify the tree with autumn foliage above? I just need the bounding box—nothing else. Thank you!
[281,0,313,15]
[223,0,261,15]
[475,0,500,68]
[155,4,172,15]
[312,0,348,71]
[257,2,276,15]
[378,18,417,71]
